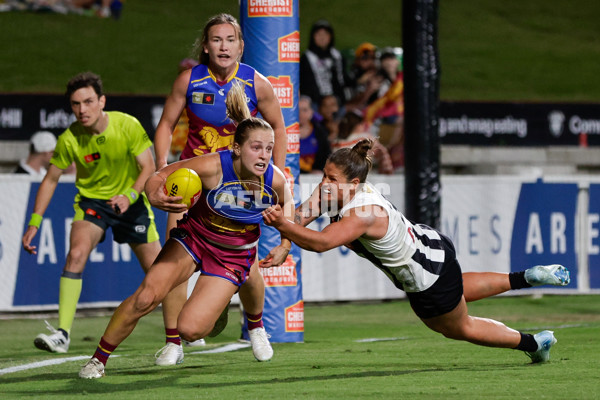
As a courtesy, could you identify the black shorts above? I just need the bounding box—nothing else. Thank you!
[73,195,159,244]
[405,233,463,319]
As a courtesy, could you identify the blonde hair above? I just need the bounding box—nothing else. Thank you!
[225,83,273,147]
[193,13,244,65]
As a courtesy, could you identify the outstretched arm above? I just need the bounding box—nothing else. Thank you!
[263,205,373,253]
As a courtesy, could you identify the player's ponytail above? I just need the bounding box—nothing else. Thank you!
[225,83,273,148]
[328,138,373,182]
[226,82,251,124]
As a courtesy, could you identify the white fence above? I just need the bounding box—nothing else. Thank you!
[1,173,598,312]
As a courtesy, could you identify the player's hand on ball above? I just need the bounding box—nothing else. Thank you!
[148,184,187,213]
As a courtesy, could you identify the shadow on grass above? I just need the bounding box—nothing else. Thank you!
[4,362,523,397]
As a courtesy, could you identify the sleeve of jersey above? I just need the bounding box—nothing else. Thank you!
[49,133,72,170]
[127,115,153,156]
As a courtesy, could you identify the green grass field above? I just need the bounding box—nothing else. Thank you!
[1,0,599,100]
[2,295,599,399]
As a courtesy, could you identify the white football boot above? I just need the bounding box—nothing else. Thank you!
[155,342,184,366]
[248,327,273,362]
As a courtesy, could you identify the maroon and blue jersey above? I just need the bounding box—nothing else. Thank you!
[181,150,274,248]
[180,63,259,160]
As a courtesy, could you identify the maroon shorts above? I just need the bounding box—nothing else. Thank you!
[169,227,255,287]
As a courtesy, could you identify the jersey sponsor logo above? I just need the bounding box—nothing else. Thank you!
[218,88,225,96]
[192,92,215,105]
[267,76,293,108]
[96,136,106,145]
[284,299,304,332]
[84,152,101,163]
[278,31,300,63]
[247,0,293,17]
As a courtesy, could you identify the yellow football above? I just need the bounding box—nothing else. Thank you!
[163,168,202,208]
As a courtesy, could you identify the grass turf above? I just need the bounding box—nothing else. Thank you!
[1,295,599,399]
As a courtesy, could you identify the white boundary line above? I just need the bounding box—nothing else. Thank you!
[188,342,251,354]
[0,342,251,376]
[0,355,92,376]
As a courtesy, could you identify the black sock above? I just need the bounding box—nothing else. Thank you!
[509,271,532,290]
[515,332,538,352]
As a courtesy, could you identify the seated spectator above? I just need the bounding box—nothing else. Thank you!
[14,130,57,178]
[318,94,341,143]
[345,42,380,112]
[300,20,347,109]
[331,110,393,174]
[299,96,331,174]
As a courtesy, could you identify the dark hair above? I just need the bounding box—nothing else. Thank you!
[65,72,103,99]
[308,19,335,52]
[226,83,272,148]
[193,13,244,65]
[328,138,373,183]
[337,110,363,140]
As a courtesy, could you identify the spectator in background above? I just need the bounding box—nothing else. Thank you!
[14,130,57,178]
[300,20,348,109]
[331,110,393,175]
[345,42,380,112]
[299,96,331,174]
[318,94,341,142]
[364,47,405,169]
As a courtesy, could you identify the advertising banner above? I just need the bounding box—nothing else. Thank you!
[440,101,600,146]
[240,0,303,342]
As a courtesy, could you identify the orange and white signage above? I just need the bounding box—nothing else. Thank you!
[248,0,293,17]
[278,31,300,63]
[285,300,304,332]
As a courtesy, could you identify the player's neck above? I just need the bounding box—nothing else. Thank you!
[85,112,109,135]
[208,62,237,84]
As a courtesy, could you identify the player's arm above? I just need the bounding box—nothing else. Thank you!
[263,205,373,253]
[255,71,287,171]
[106,147,156,214]
[259,166,294,268]
[154,69,191,170]
[145,152,221,213]
[22,164,64,254]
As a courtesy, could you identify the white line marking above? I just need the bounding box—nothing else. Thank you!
[0,356,89,376]
[189,343,251,354]
[354,337,410,343]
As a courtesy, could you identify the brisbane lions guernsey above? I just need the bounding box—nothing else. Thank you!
[181,63,259,160]
[184,150,275,249]
[330,183,447,293]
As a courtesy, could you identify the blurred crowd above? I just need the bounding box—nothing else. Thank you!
[0,0,123,18]
[299,19,404,175]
